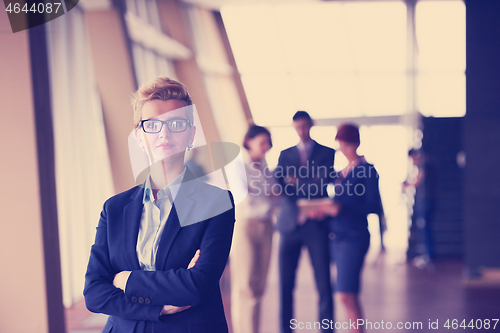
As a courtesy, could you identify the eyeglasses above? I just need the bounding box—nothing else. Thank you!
[140,118,192,134]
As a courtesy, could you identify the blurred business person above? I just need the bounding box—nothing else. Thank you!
[275,111,335,333]
[403,148,437,263]
[319,124,382,333]
[231,125,276,333]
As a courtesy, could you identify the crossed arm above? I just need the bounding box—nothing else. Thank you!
[83,193,235,321]
[112,249,200,315]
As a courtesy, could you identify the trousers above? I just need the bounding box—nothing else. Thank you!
[230,217,274,333]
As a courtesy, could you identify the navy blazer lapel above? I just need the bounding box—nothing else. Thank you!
[123,187,143,270]
[155,168,197,271]
[309,141,320,162]
[155,205,181,271]
[292,146,301,167]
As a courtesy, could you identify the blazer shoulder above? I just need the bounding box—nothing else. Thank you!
[103,186,142,208]
[176,180,234,226]
[359,161,379,177]
[315,142,335,153]
[281,146,298,154]
[193,180,234,205]
[279,146,299,160]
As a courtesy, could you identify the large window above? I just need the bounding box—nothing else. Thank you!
[131,42,177,85]
[221,0,465,125]
[187,6,248,143]
[46,8,115,308]
[416,1,466,117]
[125,0,186,85]
[222,2,407,125]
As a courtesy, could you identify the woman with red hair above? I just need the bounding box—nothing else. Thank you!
[319,123,383,333]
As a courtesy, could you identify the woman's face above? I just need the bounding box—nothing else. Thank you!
[247,133,271,159]
[337,140,358,158]
[137,99,196,163]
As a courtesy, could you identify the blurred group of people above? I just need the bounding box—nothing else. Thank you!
[230,111,384,333]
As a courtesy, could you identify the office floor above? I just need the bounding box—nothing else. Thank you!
[66,237,500,333]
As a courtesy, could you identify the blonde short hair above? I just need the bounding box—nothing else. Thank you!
[132,77,193,128]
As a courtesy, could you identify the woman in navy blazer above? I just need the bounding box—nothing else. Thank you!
[84,77,235,333]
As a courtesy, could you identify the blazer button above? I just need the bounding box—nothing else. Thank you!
[131,296,138,303]
[145,298,151,304]
[138,297,145,303]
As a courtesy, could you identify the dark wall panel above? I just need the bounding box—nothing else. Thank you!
[464,0,500,268]
[424,117,464,259]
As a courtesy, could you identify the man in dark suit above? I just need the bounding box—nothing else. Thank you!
[275,111,335,333]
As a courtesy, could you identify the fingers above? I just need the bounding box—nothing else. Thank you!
[187,249,201,269]
[112,271,131,290]
[323,202,340,216]
[332,203,340,216]
[162,305,192,315]
[307,209,325,220]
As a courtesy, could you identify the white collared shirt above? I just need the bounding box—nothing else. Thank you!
[298,139,315,164]
[234,151,277,221]
[136,167,186,271]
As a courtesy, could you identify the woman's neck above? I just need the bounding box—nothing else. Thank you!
[149,159,184,190]
[346,154,361,166]
[248,150,263,162]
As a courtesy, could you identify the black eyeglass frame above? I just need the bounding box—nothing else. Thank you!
[140,118,193,134]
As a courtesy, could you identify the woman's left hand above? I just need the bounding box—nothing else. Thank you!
[113,271,131,290]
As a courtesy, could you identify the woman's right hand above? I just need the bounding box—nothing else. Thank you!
[307,202,340,219]
[161,305,191,315]
[188,249,200,269]
[323,202,340,216]
[160,249,201,315]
